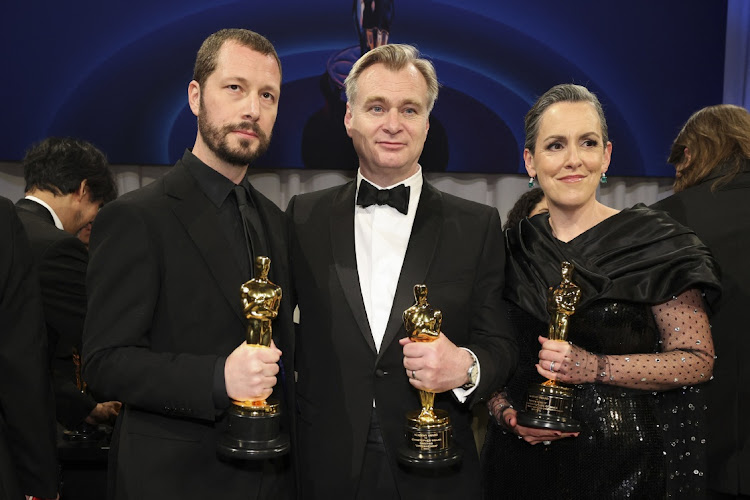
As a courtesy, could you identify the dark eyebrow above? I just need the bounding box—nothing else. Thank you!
[580,131,601,138]
[221,76,280,94]
[542,134,566,142]
[543,131,601,142]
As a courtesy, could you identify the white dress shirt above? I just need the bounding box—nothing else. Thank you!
[355,168,423,352]
[354,169,479,402]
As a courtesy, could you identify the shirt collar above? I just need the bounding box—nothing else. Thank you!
[25,195,64,230]
[181,149,254,208]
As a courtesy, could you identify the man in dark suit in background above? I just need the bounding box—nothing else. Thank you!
[0,196,58,500]
[287,44,517,499]
[16,137,120,434]
[83,29,295,499]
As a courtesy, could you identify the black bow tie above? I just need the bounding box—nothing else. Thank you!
[356,180,410,215]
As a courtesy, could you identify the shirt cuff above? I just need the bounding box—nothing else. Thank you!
[213,356,230,409]
[452,347,480,403]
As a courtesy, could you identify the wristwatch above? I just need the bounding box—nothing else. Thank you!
[461,357,478,390]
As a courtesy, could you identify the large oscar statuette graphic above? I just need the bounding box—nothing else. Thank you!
[398,284,462,467]
[218,256,290,459]
[516,261,582,432]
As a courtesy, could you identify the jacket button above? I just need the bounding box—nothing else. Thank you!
[375,369,387,377]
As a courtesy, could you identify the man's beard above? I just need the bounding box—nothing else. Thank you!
[198,109,272,167]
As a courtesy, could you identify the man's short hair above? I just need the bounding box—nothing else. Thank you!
[193,28,281,88]
[23,137,117,203]
[344,44,439,113]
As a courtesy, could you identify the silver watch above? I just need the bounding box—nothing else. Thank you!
[461,357,478,390]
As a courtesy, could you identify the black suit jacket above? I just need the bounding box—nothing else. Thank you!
[15,197,98,428]
[0,196,58,499]
[287,180,517,499]
[83,155,296,500]
[652,164,750,495]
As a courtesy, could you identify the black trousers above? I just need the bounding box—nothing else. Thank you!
[355,408,400,500]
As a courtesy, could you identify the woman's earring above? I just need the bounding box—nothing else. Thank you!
[600,172,608,184]
[528,176,535,188]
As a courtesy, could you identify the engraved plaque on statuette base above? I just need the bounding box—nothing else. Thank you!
[398,409,462,467]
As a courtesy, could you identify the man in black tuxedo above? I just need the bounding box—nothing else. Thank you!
[83,29,295,499]
[0,196,58,500]
[287,44,517,499]
[16,137,120,433]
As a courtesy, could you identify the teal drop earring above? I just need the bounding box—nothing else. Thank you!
[600,172,608,184]
[528,176,535,188]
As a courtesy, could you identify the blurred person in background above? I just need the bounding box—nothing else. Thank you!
[653,104,750,500]
[16,137,120,436]
[502,187,547,231]
[0,195,59,500]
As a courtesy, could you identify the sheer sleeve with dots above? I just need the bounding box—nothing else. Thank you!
[590,288,714,390]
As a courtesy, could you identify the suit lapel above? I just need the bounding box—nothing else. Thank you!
[377,182,443,362]
[331,181,377,353]
[165,164,246,326]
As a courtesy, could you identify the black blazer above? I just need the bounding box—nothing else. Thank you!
[288,180,517,499]
[83,157,296,500]
[15,197,98,428]
[652,165,750,495]
[0,196,58,499]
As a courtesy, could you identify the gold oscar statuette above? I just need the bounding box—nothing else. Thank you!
[397,284,462,467]
[218,256,290,459]
[516,261,582,432]
[62,347,104,443]
[72,347,87,394]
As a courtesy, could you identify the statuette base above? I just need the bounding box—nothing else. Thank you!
[397,409,462,468]
[516,383,581,432]
[217,399,290,460]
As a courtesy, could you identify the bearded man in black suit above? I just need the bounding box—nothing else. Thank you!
[83,29,295,499]
[287,44,517,499]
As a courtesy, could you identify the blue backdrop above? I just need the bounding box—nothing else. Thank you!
[2,0,726,176]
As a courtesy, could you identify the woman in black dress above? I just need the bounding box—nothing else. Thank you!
[481,84,720,499]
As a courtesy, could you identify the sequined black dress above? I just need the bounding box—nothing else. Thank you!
[481,205,721,499]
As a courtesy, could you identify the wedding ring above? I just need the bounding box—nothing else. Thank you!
[543,440,551,445]
[411,370,416,380]
[549,361,555,372]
